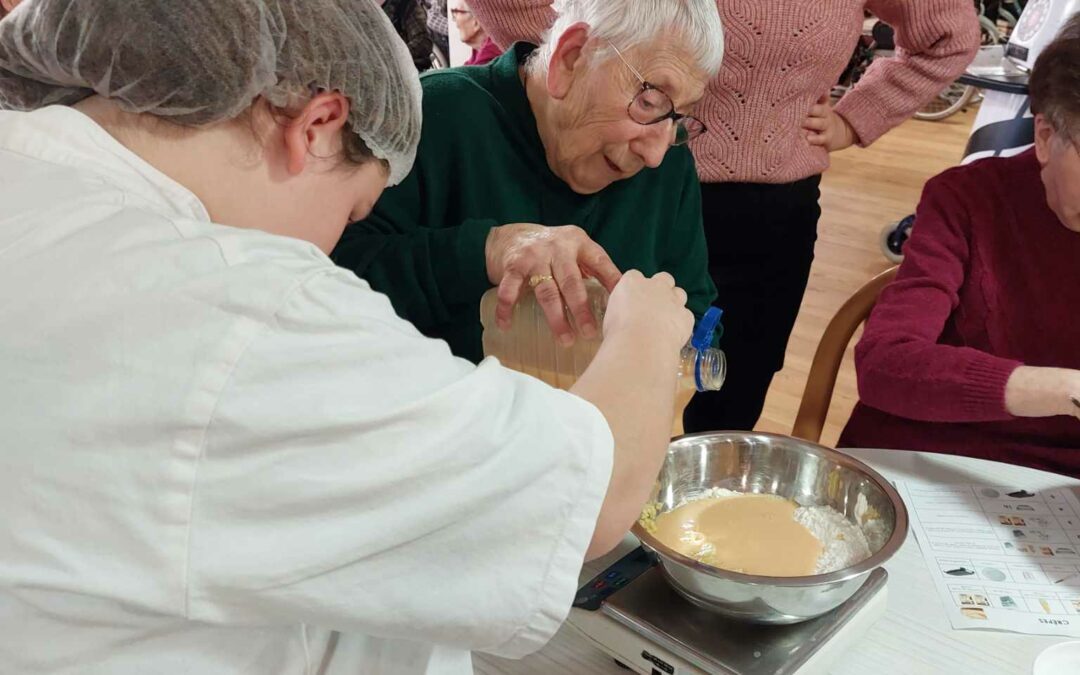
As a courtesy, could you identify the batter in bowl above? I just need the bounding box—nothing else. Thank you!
[644,490,873,576]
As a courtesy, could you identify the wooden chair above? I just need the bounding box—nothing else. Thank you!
[792,266,899,444]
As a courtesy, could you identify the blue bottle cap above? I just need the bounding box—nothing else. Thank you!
[691,307,723,351]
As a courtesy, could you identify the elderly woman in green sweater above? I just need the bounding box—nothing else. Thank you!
[333,0,723,362]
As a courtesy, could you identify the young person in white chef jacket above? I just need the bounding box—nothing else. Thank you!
[0,1,695,673]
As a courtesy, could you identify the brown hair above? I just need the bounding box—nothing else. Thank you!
[1029,14,1080,145]
[342,130,382,169]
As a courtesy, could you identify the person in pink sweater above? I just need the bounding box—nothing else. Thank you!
[468,0,981,433]
[840,19,1080,476]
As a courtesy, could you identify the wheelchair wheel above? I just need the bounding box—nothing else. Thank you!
[880,215,915,264]
[1000,8,1018,30]
[978,15,1004,45]
[914,83,978,121]
[913,15,998,122]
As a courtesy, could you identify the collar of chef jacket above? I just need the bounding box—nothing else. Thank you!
[0,106,210,224]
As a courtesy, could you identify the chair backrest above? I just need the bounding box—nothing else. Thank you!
[792,266,899,444]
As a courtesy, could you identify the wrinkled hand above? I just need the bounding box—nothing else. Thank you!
[603,270,693,353]
[486,223,622,346]
[1005,366,1080,421]
[804,95,857,152]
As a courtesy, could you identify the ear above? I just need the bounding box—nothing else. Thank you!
[546,22,592,101]
[1033,114,1056,167]
[0,0,19,13]
[284,91,351,176]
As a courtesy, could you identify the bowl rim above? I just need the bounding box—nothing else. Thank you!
[631,431,910,587]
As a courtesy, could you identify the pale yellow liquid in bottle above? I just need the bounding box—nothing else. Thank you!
[652,494,824,576]
[479,281,720,436]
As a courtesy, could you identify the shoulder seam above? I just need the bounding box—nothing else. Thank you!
[180,264,340,619]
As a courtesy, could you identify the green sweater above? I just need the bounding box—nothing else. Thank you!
[332,44,716,363]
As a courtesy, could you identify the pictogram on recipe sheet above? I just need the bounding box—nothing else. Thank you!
[896,481,1080,637]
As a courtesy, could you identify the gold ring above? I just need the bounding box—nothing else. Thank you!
[528,274,555,288]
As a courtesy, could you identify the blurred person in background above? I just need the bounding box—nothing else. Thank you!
[381,0,435,70]
[426,0,452,64]
[840,17,1080,476]
[470,0,981,434]
[452,0,503,65]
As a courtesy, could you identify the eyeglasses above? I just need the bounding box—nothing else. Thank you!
[607,42,707,147]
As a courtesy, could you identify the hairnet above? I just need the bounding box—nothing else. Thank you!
[0,0,422,185]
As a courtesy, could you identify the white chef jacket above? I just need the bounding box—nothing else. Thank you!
[0,107,614,675]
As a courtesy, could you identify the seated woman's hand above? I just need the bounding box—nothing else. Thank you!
[603,270,694,354]
[1005,367,1080,421]
[485,223,622,345]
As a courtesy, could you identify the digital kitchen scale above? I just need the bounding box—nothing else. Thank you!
[566,544,889,675]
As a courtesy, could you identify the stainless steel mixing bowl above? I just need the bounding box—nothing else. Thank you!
[631,432,908,625]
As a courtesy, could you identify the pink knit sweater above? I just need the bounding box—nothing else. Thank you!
[469,0,981,184]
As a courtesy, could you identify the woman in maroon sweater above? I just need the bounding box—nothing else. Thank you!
[840,19,1080,476]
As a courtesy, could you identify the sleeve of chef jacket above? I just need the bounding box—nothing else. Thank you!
[185,268,614,658]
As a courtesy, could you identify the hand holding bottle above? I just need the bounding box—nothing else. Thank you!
[602,270,694,354]
[485,223,622,345]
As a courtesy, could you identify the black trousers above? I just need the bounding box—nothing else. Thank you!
[683,175,822,433]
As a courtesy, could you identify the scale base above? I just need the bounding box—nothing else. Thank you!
[567,568,888,675]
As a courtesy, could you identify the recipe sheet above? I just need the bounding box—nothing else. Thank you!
[897,481,1080,637]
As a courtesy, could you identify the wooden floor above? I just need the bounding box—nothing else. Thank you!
[754,108,975,446]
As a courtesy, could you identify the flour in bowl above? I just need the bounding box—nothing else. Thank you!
[793,505,872,574]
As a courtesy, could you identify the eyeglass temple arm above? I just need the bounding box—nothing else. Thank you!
[606,41,647,84]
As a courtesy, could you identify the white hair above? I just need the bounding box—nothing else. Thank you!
[534,0,724,77]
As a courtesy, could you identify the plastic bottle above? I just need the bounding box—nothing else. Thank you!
[479,280,725,415]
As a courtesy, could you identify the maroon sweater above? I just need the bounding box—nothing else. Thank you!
[839,151,1080,476]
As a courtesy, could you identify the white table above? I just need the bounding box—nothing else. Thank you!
[475,449,1080,675]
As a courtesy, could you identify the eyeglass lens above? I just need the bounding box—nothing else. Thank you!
[629,88,704,145]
